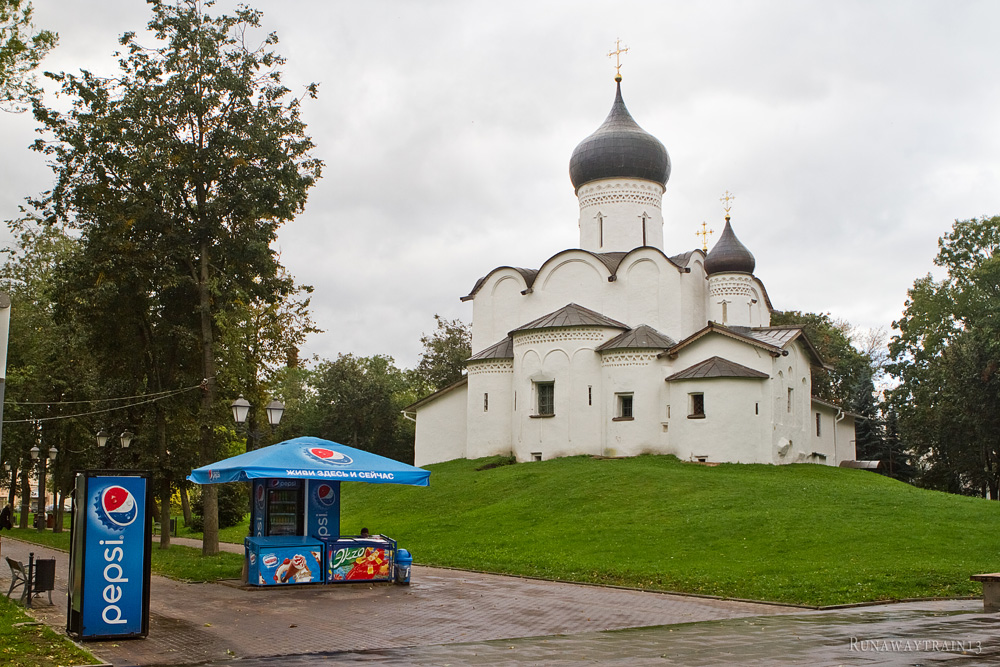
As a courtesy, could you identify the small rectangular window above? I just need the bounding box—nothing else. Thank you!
[588,386,592,406]
[755,402,759,415]
[615,393,634,420]
[484,393,489,412]
[689,393,705,418]
[816,412,821,436]
[787,388,794,413]
[531,452,542,462]
[536,382,554,416]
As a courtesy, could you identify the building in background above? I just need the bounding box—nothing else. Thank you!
[410,74,856,467]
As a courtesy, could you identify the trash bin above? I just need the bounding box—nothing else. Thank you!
[46,513,54,529]
[395,549,412,585]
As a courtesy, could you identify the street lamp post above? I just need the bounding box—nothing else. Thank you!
[29,444,57,532]
[231,395,284,450]
[96,429,134,467]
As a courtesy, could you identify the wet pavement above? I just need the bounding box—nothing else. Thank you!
[2,536,997,666]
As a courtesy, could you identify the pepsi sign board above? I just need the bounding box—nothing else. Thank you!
[305,480,340,540]
[67,472,151,640]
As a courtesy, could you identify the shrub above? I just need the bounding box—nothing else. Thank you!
[190,483,248,531]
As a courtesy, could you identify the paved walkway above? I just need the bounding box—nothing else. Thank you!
[2,537,998,666]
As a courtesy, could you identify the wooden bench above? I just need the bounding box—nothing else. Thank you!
[970,573,1000,612]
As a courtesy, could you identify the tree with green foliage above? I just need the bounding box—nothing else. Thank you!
[313,354,419,463]
[217,269,318,451]
[30,0,321,553]
[415,315,470,393]
[770,310,894,472]
[0,0,56,111]
[889,216,1000,498]
[0,217,100,529]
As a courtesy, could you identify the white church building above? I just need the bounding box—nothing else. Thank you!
[410,75,857,468]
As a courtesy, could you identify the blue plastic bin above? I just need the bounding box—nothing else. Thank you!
[395,549,412,585]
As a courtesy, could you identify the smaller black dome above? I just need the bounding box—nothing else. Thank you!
[569,81,670,191]
[705,219,756,275]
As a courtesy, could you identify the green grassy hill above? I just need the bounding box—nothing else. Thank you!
[341,455,1000,606]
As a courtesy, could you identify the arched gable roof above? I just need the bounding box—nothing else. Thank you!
[511,302,628,335]
[461,266,538,302]
[665,356,769,381]
[661,322,829,369]
[462,247,687,302]
[596,324,677,351]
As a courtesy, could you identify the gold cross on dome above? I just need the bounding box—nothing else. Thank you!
[608,38,629,77]
[696,221,714,251]
[720,190,735,217]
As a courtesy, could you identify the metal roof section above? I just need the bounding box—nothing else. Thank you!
[662,322,829,369]
[665,356,769,381]
[668,249,704,269]
[596,324,677,351]
[467,336,514,362]
[812,396,863,420]
[569,80,671,191]
[511,303,629,335]
[404,375,469,412]
[705,218,756,275]
[461,267,538,302]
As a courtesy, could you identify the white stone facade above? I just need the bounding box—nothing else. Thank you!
[410,81,857,469]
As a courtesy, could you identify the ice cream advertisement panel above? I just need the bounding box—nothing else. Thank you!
[327,544,394,583]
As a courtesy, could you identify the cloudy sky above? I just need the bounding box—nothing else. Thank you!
[2,0,998,369]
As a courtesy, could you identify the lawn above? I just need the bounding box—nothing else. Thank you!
[0,595,97,667]
[335,455,1000,606]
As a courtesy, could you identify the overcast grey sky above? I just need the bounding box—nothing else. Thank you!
[2,1,998,368]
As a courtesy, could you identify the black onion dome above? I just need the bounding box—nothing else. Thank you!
[569,81,670,191]
[705,219,756,275]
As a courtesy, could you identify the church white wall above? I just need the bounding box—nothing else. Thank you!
[708,273,757,327]
[770,345,818,464]
[466,361,514,460]
[471,270,527,352]
[680,258,708,335]
[671,335,775,375]
[811,402,859,465]
[602,351,668,457]
[413,382,468,467]
[512,327,610,461]
[835,415,858,463]
[577,178,665,252]
[663,377,770,463]
[469,249,694,360]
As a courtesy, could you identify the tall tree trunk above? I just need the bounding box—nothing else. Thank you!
[7,464,16,507]
[18,469,30,528]
[157,409,172,548]
[198,241,219,555]
[180,484,192,526]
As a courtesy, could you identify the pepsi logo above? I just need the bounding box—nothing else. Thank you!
[315,483,337,507]
[94,485,139,531]
[306,447,353,466]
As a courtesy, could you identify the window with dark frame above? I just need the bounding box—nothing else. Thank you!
[536,382,554,416]
[616,393,634,420]
[689,393,705,418]
[484,393,488,412]
[816,412,821,436]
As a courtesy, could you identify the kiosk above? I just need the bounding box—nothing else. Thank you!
[188,437,429,586]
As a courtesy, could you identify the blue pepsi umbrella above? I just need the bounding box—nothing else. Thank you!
[187,436,430,487]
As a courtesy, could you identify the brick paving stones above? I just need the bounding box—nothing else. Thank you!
[2,537,998,667]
